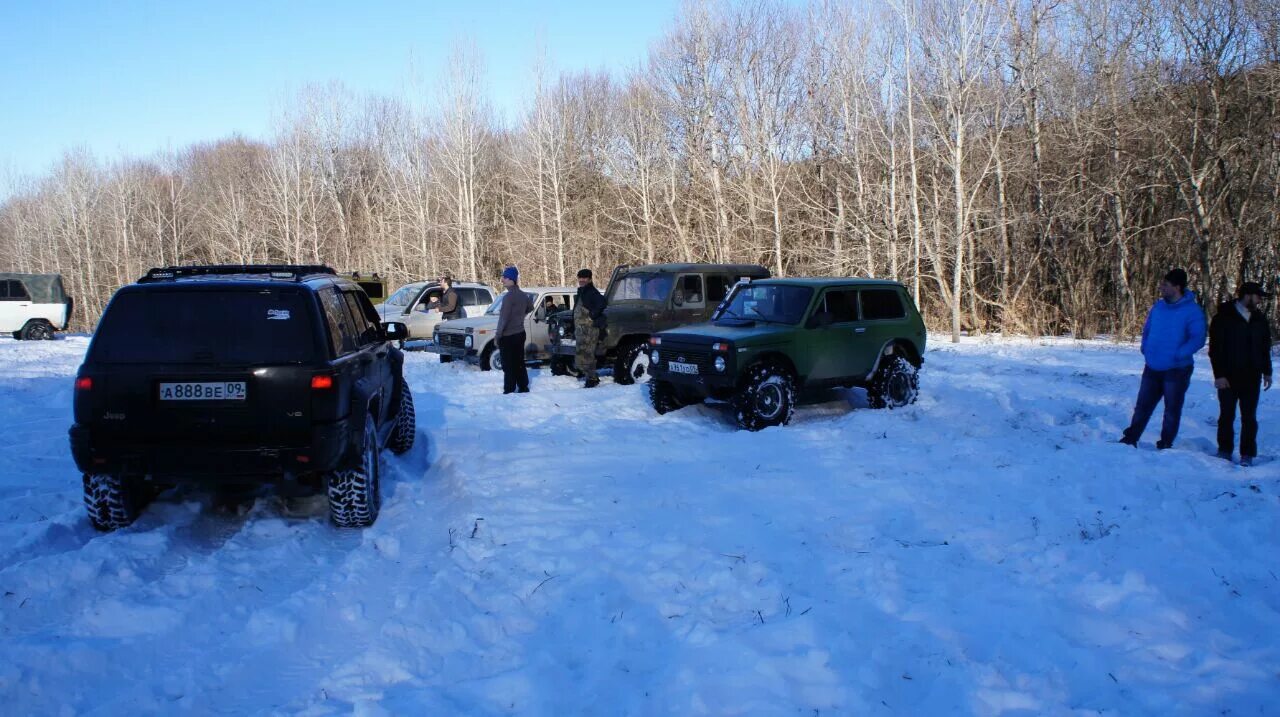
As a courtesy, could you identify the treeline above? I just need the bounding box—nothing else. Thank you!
[2,0,1278,339]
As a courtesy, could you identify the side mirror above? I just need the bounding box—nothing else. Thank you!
[382,322,408,341]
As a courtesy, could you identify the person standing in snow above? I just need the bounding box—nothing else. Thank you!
[496,266,532,394]
[1209,282,1273,465]
[574,268,607,389]
[1119,268,1208,450]
[424,273,464,321]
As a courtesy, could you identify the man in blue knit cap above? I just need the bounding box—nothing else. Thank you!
[1120,268,1208,449]
[496,265,532,394]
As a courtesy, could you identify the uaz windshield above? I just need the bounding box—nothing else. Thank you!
[608,274,673,302]
[718,285,813,325]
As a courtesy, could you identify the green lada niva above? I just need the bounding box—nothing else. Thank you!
[646,278,927,430]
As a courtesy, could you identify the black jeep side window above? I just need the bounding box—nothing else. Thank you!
[861,289,906,320]
[342,291,378,346]
[320,288,359,355]
[0,280,8,299]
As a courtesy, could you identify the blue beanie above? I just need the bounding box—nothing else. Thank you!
[502,266,519,282]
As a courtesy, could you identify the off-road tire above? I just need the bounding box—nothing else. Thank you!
[649,380,687,415]
[19,320,55,341]
[387,383,416,455]
[867,355,919,409]
[326,418,382,528]
[83,474,143,531]
[550,355,577,377]
[613,340,651,385]
[733,363,796,431]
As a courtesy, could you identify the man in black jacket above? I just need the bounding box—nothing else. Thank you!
[1209,281,1273,466]
[574,268,608,388]
[425,274,464,321]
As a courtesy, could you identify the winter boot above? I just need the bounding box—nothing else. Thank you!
[584,377,600,389]
[1241,455,1254,467]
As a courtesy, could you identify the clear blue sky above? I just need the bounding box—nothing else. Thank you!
[0,0,682,180]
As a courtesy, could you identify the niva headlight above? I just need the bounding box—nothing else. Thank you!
[464,335,473,349]
[714,356,726,372]
[651,349,660,364]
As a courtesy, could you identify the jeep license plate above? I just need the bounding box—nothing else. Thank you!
[159,381,247,401]
[668,361,699,375]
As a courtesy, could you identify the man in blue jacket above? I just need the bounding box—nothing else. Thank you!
[1120,268,1208,449]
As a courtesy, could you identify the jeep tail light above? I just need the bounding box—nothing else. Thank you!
[310,375,334,390]
[75,377,93,391]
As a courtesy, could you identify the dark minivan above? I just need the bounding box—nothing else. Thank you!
[70,265,416,530]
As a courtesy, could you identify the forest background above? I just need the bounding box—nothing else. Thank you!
[2,0,1277,340]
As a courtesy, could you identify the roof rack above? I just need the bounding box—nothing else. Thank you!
[138,265,337,283]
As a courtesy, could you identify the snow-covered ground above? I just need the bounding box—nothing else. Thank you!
[1,335,1277,715]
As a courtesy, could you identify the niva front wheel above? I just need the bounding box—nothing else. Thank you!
[733,363,796,431]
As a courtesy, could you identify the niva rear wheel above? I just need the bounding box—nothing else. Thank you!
[867,356,919,409]
[326,418,382,528]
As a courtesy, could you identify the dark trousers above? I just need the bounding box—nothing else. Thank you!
[1217,374,1262,457]
[1124,365,1193,446]
[498,332,529,394]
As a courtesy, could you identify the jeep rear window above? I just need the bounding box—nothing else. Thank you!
[90,289,319,364]
[609,274,673,302]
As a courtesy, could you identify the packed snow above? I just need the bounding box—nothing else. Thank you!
[1,334,1277,715]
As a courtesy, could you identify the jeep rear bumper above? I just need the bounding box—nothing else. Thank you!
[69,419,353,480]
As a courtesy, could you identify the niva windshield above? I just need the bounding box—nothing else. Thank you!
[717,285,813,325]
[90,289,318,364]
[609,274,673,302]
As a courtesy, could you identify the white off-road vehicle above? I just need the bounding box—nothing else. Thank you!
[427,287,576,370]
[374,280,495,342]
[1,273,73,340]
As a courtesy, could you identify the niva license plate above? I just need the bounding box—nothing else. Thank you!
[159,381,247,401]
[668,361,699,375]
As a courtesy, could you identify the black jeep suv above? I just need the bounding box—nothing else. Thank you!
[69,265,416,530]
